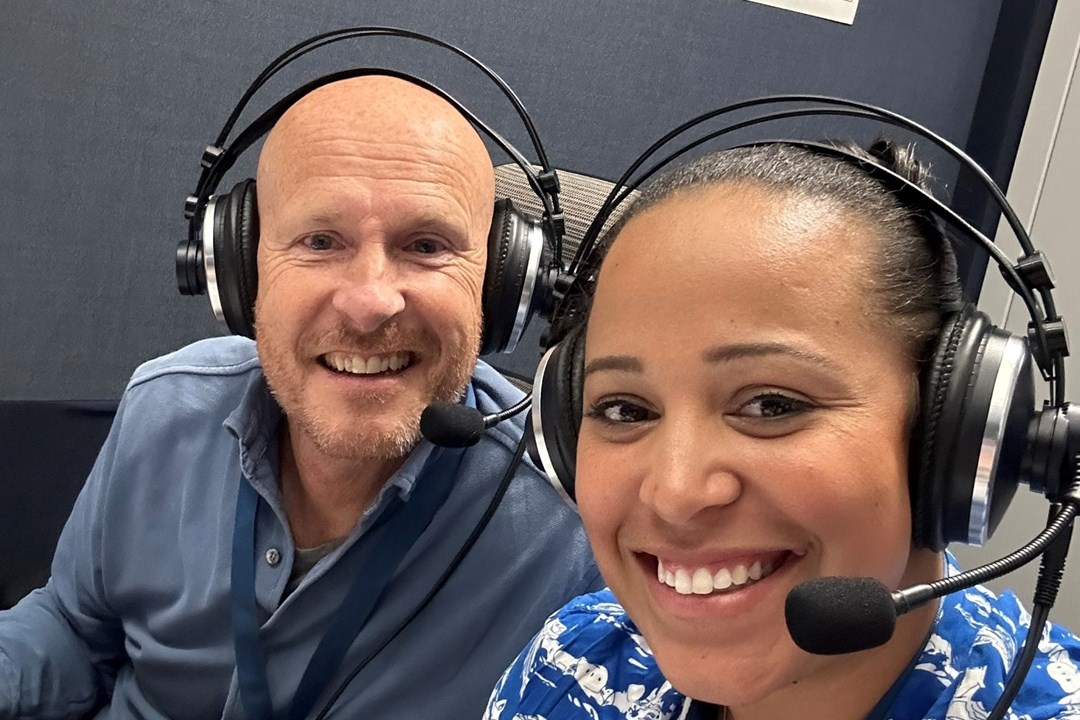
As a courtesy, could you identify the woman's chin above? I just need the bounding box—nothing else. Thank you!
[650,642,803,709]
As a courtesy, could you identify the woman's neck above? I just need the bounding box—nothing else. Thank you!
[729,548,944,720]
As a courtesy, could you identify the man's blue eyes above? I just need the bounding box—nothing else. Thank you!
[306,234,335,251]
[408,238,444,255]
[301,236,445,254]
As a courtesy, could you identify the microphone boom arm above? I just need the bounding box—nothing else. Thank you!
[892,484,1080,616]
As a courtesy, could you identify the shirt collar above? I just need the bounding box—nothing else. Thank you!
[224,370,282,500]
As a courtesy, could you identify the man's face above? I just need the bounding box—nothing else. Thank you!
[253,81,492,461]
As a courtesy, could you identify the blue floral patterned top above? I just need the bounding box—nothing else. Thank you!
[485,555,1080,720]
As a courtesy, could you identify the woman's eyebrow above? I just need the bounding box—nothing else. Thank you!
[583,355,643,378]
[703,342,839,368]
[583,344,837,379]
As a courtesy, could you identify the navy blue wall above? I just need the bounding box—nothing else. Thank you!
[0,0,1053,397]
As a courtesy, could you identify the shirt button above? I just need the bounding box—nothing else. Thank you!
[265,548,281,566]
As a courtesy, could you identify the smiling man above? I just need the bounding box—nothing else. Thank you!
[0,76,600,720]
[254,77,500,549]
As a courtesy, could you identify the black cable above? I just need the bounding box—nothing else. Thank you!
[986,463,1077,720]
[918,499,1078,600]
[489,394,532,426]
[311,434,528,720]
[986,604,1051,720]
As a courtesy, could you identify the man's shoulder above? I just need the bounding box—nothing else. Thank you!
[114,337,265,430]
[127,336,262,390]
[470,359,533,451]
[472,360,526,408]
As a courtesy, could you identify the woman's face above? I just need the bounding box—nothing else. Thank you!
[576,183,941,707]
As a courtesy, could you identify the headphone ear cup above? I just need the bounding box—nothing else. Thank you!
[529,323,586,504]
[911,310,967,551]
[212,179,260,338]
[912,306,1035,550]
[480,198,548,355]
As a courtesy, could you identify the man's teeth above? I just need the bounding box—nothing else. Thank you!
[323,352,411,375]
[658,558,775,596]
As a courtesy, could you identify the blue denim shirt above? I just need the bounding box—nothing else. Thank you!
[0,337,601,719]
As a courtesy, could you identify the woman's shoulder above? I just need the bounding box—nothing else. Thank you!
[485,589,690,720]
[539,589,655,669]
[913,555,1080,718]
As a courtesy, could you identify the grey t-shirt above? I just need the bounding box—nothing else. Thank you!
[286,538,347,597]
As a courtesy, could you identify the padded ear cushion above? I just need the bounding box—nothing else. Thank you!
[213,179,260,338]
[481,198,543,355]
[910,309,969,550]
[530,323,586,503]
[912,306,1034,550]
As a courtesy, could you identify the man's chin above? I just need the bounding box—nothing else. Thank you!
[277,353,477,460]
[301,419,423,461]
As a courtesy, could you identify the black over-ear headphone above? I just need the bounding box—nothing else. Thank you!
[177,27,567,356]
[529,95,1072,553]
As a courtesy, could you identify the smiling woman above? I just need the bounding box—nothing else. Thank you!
[484,141,1080,720]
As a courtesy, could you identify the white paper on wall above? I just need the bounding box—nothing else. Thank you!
[745,0,858,25]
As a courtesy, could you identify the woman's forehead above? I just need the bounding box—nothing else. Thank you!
[601,184,872,289]
[588,184,886,351]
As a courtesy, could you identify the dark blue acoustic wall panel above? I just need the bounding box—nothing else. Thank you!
[0,0,1054,398]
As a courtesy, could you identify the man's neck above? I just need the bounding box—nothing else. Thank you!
[278,424,409,548]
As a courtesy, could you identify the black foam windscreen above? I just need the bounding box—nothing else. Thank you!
[784,577,898,655]
[419,402,485,448]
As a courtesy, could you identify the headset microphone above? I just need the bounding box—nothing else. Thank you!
[786,473,1080,656]
[784,577,898,655]
[421,395,532,448]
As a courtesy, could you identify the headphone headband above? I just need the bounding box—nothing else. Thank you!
[184,28,568,282]
[561,96,1066,405]
[178,28,571,353]
[190,67,556,245]
[218,27,552,171]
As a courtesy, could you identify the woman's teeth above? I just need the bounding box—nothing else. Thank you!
[657,558,776,595]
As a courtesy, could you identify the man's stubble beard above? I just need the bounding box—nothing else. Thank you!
[255,317,481,462]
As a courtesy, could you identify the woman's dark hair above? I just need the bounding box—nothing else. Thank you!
[581,140,964,364]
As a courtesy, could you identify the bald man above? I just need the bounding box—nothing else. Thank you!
[0,77,600,719]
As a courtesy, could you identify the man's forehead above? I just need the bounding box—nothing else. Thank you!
[265,77,488,159]
[258,80,494,205]
[260,140,493,215]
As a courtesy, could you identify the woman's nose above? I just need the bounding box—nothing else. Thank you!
[638,420,743,526]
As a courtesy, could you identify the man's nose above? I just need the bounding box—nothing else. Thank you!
[330,249,407,334]
[638,419,743,526]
